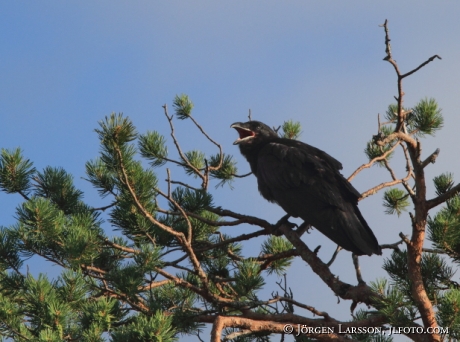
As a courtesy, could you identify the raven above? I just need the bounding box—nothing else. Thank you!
[231,120,381,256]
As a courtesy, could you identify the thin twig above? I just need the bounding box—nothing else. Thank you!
[399,233,411,246]
[352,254,364,284]
[421,148,440,169]
[166,168,172,198]
[167,179,201,191]
[270,296,331,318]
[380,239,404,251]
[113,142,213,297]
[427,182,460,210]
[326,246,342,267]
[401,55,442,79]
[162,104,206,186]
[359,167,412,200]
[348,141,400,182]
[231,171,253,178]
[91,201,118,212]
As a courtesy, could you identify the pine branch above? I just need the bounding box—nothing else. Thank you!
[348,140,401,182]
[163,104,207,187]
[426,182,460,210]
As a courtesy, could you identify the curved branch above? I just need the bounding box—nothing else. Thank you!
[348,141,401,182]
[426,182,460,210]
[163,104,207,186]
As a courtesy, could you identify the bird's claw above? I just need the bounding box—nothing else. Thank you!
[271,214,296,236]
[296,222,312,237]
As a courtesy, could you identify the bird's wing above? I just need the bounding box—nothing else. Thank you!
[256,140,360,210]
[256,140,380,255]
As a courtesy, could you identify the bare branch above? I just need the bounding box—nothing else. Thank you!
[163,104,206,186]
[422,248,446,255]
[272,296,331,318]
[421,148,440,169]
[167,179,201,191]
[359,169,411,201]
[139,279,170,291]
[91,201,118,212]
[103,238,138,254]
[347,141,401,182]
[277,223,381,306]
[326,246,342,267]
[207,207,273,231]
[401,55,442,79]
[232,171,252,178]
[399,232,411,246]
[188,115,224,171]
[352,254,364,284]
[113,143,217,299]
[426,182,460,210]
[375,131,417,149]
[380,239,404,251]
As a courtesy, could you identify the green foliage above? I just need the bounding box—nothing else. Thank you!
[34,166,84,214]
[111,311,177,342]
[351,309,394,342]
[81,297,122,332]
[107,262,145,298]
[184,150,205,176]
[0,147,36,194]
[280,120,302,140]
[16,197,67,247]
[198,233,242,279]
[369,278,417,326]
[433,172,454,196]
[261,236,294,275]
[382,188,409,216]
[85,158,117,198]
[96,113,138,178]
[96,113,138,146]
[410,97,444,137]
[0,228,23,272]
[428,196,460,262]
[383,99,443,137]
[0,272,95,340]
[436,288,460,339]
[383,250,454,303]
[209,153,237,188]
[222,327,271,342]
[1,93,455,340]
[369,99,444,169]
[173,94,194,119]
[138,131,168,167]
[371,248,460,336]
[384,103,402,122]
[364,125,395,165]
[170,187,213,213]
[233,259,265,298]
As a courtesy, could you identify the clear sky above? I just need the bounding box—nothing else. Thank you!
[1,1,460,340]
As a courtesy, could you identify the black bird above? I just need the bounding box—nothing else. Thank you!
[231,120,381,256]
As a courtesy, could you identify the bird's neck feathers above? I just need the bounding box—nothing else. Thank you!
[238,138,277,173]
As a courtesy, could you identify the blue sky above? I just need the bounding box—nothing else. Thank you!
[2,1,460,339]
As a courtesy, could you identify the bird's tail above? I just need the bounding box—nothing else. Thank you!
[312,204,381,256]
[335,205,381,256]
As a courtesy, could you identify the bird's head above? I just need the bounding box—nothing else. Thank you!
[230,121,278,146]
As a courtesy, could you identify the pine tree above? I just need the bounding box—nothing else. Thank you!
[0,21,458,342]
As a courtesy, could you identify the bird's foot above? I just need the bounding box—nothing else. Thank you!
[296,222,312,237]
[271,214,296,236]
[313,245,322,255]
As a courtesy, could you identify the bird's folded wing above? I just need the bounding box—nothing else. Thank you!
[256,141,360,210]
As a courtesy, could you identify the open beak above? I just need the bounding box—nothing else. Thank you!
[231,123,255,145]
